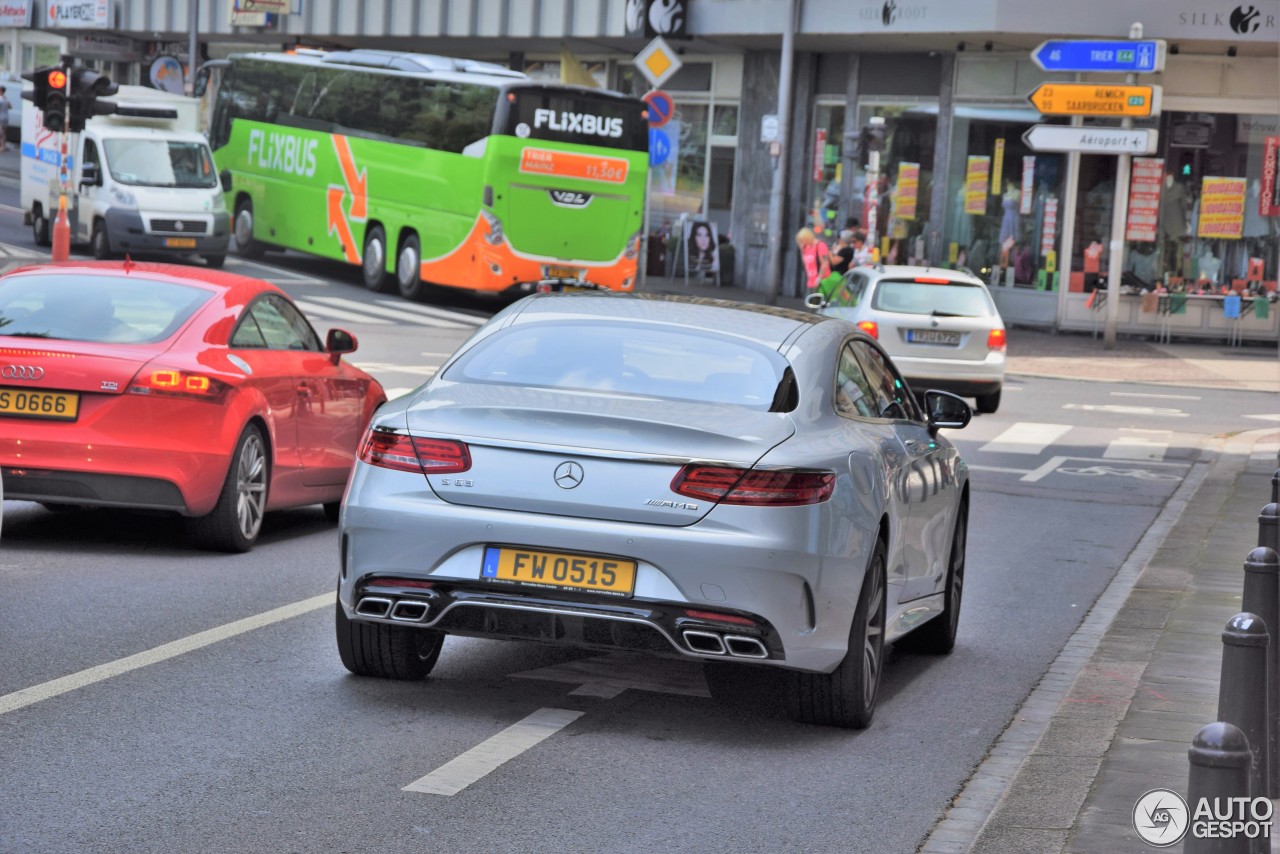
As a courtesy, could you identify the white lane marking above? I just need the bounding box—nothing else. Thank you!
[352,362,439,377]
[376,299,487,327]
[403,708,583,796]
[0,203,26,214]
[0,240,44,257]
[967,464,1034,475]
[295,299,393,325]
[1104,429,1171,461]
[979,422,1072,455]
[1063,403,1188,418]
[1244,414,1280,422]
[228,257,328,285]
[510,651,711,698]
[0,594,330,716]
[1110,391,1201,401]
[311,296,470,328]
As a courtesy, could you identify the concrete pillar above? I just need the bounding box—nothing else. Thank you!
[926,53,955,267]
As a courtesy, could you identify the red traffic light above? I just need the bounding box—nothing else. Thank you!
[46,69,67,89]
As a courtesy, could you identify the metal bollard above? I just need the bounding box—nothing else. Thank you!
[1241,546,1280,798]
[1259,504,1278,556]
[1272,468,1279,506]
[1217,613,1270,854]
[1185,722,1253,854]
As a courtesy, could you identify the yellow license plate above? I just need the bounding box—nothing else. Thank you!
[481,546,636,597]
[545,265,583,280]
[164,237,197,248]
[0,387,79,420]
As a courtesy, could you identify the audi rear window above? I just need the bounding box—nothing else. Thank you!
[0,273,212,344]
[447,321,789,410]
[870,279,996,318]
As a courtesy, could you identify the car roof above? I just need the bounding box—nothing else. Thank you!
[860,265,987,286]
[511,292,823,350]
[2,261,284,307]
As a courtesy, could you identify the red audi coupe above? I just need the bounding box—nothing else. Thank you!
[0,261,387,551]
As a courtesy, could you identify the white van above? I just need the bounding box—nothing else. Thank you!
[21,84,231,266]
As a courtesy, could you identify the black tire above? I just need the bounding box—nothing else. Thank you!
[335,599,444,680]
[187,424,269,553]
[322,501,341,523]
[31,210,50,247]
[904,500,967,654]
[91,221,111,260]
[395,232,426,300]
[362,224,392,292]
[976,389,1001,414]
[204,253,226,269]
[786,538,887,728]
[233,197,266,259]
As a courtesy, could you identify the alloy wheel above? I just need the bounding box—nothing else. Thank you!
[235,433,267,542]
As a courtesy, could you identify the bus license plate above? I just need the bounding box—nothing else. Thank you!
[481,546,636,597]
[0,388,80,420]
[164,237,197,248]
[907,329,961,345]
[544,265,584,280]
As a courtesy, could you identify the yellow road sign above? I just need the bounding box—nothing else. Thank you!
[1027,83,1162,118]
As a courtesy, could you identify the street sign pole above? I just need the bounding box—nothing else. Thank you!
[1104,24,1145,350]
[764,0,797,306]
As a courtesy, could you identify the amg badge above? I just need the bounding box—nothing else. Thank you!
[644,499,700,511]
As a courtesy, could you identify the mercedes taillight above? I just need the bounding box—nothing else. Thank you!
[671,465,835,507]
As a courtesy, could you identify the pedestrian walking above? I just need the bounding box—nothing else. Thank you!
[795,227,830,292]
[0,87,12,152]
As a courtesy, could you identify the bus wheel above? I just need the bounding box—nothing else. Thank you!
[396,233,426,300]
[233,198,266,259]
[362,225,392,293]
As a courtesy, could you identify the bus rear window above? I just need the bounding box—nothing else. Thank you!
[500,90,648,152]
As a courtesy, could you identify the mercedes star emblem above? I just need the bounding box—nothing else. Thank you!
[554,461,584,489]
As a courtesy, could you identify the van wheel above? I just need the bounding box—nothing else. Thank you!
[91,222,111,260]
[396,233,426,300]
[233,198,265,259]
[362,225,392,292]
[31,210,50,247]
[976,389,1001,414]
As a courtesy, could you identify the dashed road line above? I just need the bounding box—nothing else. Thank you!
[1063,403,1188,418]
[1103,428,1171,461]
[979,422,1072,455]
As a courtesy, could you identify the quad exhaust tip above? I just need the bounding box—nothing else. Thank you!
[724,635,769,659]
[390,600,430,622]
[682,630,727,655]
[355,597,392,618]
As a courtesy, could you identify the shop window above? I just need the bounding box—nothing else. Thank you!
[712,105,738,137]
[855,104,938,265]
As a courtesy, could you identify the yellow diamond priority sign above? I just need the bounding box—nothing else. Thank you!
[635,36,683,90]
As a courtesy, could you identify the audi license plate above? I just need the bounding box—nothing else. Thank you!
[481,546,636,597]
[164,237,197,249]
[0,387,79,420]
[907,329,962,345]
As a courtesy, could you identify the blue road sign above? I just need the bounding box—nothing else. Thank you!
[1031,39,1166,74]
[643,90,674,128]
[649,128,671,166]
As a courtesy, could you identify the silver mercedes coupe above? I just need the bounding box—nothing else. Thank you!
[336,292,972,728]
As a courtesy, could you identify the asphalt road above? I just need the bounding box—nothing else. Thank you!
[2,177,1278,853]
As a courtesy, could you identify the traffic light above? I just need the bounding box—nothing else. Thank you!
[68,67,118,133]
[21,65,68,132]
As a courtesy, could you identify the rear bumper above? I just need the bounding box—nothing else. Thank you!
[2,467,186,510]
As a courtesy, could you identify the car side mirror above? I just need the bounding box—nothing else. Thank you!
[326,328,357,364]
[924,389,971,434]
[79,162,100,187]
[219,169,233,192]
[805,292,827,310]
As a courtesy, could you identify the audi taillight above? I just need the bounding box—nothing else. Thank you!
[357,428,471,474]
[671,465,835,506]
[857,320,878,339]
[987,328,1007,351]
[128,367,229,401]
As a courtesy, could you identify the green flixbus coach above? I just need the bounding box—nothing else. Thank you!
[208,49,649,298]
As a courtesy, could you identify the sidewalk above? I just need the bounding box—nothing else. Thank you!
[654,275,1280,853]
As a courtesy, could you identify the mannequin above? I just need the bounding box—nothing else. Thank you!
[1196,247,1221,286]
[999,182,1022,245]
[1159,173,1189,277]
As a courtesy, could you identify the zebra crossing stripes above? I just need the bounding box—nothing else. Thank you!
[374,299,486,327]
[299,295,482,329]
[978,422,1073,455]
[295,299,393,325]
[1103,429,1171,462]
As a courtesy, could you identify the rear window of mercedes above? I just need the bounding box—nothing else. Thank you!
[870,279,995,318]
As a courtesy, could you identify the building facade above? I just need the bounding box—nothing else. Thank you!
[4,0,1277,338]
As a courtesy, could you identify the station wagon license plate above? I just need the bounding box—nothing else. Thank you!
[907,329,962,345]
[481,546,636,597]
[0,388,79,420]
[164,237,197,248]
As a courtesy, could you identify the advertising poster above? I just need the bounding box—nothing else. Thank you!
[1040,196,1058,256]
[991,139,1006,192]
[1262,135,1280,217]
[894,162,919,221]
[813,129,826,182]
[1125,157,1164,242]
[1197,177,1247,239]
[1020,157,1035,215]
[964,156,990,215]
